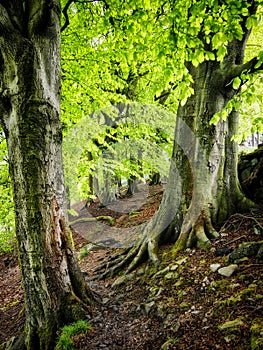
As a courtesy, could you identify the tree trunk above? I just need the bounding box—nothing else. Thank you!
[99,37,258,276]
[0,2,93,349]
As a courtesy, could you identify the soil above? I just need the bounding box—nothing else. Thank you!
[0,184,262,349]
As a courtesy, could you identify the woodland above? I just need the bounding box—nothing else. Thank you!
[0,1,263,349]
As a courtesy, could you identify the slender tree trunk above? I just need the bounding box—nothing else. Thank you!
[0,2,93,349]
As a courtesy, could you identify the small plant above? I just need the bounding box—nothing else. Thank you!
[161,338,179,349]
[55,320,91,350]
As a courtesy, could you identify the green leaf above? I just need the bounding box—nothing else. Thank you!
[232,77,241,89]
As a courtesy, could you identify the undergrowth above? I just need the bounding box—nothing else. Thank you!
[55,320,92,350]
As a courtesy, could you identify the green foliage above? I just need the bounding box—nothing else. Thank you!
[63,103,174,204]
[61,0,263,154]
[210,20,263,140]
[0,132,15,255]
[250,318,263,350]
[55,320,91,350]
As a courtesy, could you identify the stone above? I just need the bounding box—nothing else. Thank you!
[210,263,221,272]
[218,264,238,277]
[144,301,155,316]
[229,241,263,262]
[256,244,263,260]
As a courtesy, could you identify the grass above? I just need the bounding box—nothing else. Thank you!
[55,320,92,350]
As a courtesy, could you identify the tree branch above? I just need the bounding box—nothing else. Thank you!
[225,56,263,87]
[61,0,108,32]
[61,0,75,32]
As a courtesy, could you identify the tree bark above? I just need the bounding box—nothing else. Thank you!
[0,2,93,349]
[98,32,259,277]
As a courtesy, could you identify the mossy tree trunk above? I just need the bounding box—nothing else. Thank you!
[0,2,93,349]
[100,31,260,277]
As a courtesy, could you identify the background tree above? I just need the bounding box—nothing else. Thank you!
[0,132,15,253]
[0,1,93,349]
[87,0,263,275]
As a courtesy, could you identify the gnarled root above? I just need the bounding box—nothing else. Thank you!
[94,234,160,279]
[176,209,219,250]
[94,209,219,279]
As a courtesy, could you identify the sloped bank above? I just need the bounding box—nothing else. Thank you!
[238,145,263,204]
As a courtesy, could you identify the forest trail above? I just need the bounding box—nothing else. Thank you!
[0,185,262,349]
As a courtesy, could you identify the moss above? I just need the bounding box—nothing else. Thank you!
[250,318,263,350]
[179,301,189,309]
[197,239,211,249]
[55,320,91,350]
[218,318,244,331]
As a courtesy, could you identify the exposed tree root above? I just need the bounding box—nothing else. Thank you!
[94,235,161,279]
[70,216,115,226]
[94,210,220,279]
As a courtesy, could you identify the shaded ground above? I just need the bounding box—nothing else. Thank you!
[0,185,262,349]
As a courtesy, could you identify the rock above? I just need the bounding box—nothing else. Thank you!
[214,247,233,256]
[256,243,263,260]
[238,148,263,203]
[144,301,155,316]
[218,264,238,277]
[228,241,263,262]
[210,263,221,272]
[175,257,188,265]
[111,273,135,288]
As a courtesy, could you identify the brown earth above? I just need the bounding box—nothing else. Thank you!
[0,185,262,349]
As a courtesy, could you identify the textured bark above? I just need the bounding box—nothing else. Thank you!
[145,36,257,256]
[0,2,93,349]
[98,22,260,278]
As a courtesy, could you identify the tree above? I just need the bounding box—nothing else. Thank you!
[0,2,94,349]
[92,0,263,275]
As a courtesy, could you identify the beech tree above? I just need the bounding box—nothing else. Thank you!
[87,0,263,275]
[0,1,93,349]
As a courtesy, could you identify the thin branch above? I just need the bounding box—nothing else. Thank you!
[225,56,263,86]
[61,0,108,32]
[61,0,75,32]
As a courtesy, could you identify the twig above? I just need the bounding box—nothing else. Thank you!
[221,235,246,247]
[240,263,263,272]
[220,213,263,233]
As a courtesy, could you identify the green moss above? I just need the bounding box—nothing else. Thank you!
[250,318,263,350]
[55,320,91,350]
[179,301,189,309]
[218,318,244,331]
[197,239,211,249]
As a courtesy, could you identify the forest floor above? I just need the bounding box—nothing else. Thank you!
[0,184,263,349]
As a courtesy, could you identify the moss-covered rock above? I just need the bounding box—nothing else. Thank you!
[228,241,263,262]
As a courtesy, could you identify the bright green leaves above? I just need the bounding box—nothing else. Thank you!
[232,77,241,90]
[246,15,260,30]
[212,32,228,50]
[0,132,15,254]
[60,0,263,151]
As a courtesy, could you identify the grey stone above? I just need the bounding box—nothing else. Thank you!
[210,263,221,272]
[218,264,238,277]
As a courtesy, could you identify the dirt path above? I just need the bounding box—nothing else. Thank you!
[0,186,262,349]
